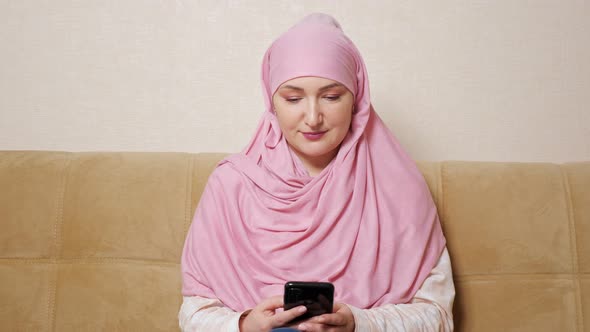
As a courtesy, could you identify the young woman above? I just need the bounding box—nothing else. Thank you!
[180,13,454,332]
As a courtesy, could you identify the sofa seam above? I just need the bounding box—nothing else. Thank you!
[47,263,58,332]
[454,272,588,279]
[53,153,72,263]
[0,257,180,266]
[49,152,72,332]
[560,165,583,332]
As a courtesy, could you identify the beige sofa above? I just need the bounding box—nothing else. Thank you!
[1,151,588,331]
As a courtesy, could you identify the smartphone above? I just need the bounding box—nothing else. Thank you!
[283,281,334,323]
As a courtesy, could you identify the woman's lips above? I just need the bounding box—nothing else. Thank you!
[301,131,327,140]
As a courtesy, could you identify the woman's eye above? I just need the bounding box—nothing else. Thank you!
[324,95,341,101]
[286,98,302,103]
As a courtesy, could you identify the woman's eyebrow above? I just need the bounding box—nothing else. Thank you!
[318,83,343,91]
[279,83,343,92]
[280,85,304,91]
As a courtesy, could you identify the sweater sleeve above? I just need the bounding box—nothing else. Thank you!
[178,295,244,332]
[348,247,455,332]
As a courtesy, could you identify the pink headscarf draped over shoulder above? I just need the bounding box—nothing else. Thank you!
[181,13,446,311]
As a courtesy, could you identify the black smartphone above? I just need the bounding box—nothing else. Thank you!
[283,281,334,323]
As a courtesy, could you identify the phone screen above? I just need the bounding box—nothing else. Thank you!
[283,281,334,323]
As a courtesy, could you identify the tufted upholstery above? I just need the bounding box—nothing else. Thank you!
[1,151,589,331]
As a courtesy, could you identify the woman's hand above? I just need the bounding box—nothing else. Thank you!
[239,295,308,332]
[296,302,355,332]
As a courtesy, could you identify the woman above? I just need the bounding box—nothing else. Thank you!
[180,13,454,332]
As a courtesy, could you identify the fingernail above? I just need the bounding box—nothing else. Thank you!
[299,323,307,330]
[298,306,307,312]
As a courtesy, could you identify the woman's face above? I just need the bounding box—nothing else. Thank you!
[272,76,354,175]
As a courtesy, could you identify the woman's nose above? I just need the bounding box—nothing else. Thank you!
[305,101,322,127]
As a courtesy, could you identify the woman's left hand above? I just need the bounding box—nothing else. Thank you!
[296,302,355,332]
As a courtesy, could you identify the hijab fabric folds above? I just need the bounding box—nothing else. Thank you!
[181,13,446,311]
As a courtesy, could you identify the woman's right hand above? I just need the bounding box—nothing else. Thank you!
[239,295,307,332]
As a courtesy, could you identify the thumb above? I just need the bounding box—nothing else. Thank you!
[259,295,284,310]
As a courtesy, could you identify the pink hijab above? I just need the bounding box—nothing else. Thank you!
[181,13,446,311]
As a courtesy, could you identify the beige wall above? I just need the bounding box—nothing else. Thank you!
[0,1,588,162]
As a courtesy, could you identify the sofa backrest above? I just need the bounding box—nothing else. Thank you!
[417,159,589,331]
[1,151,588,331]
